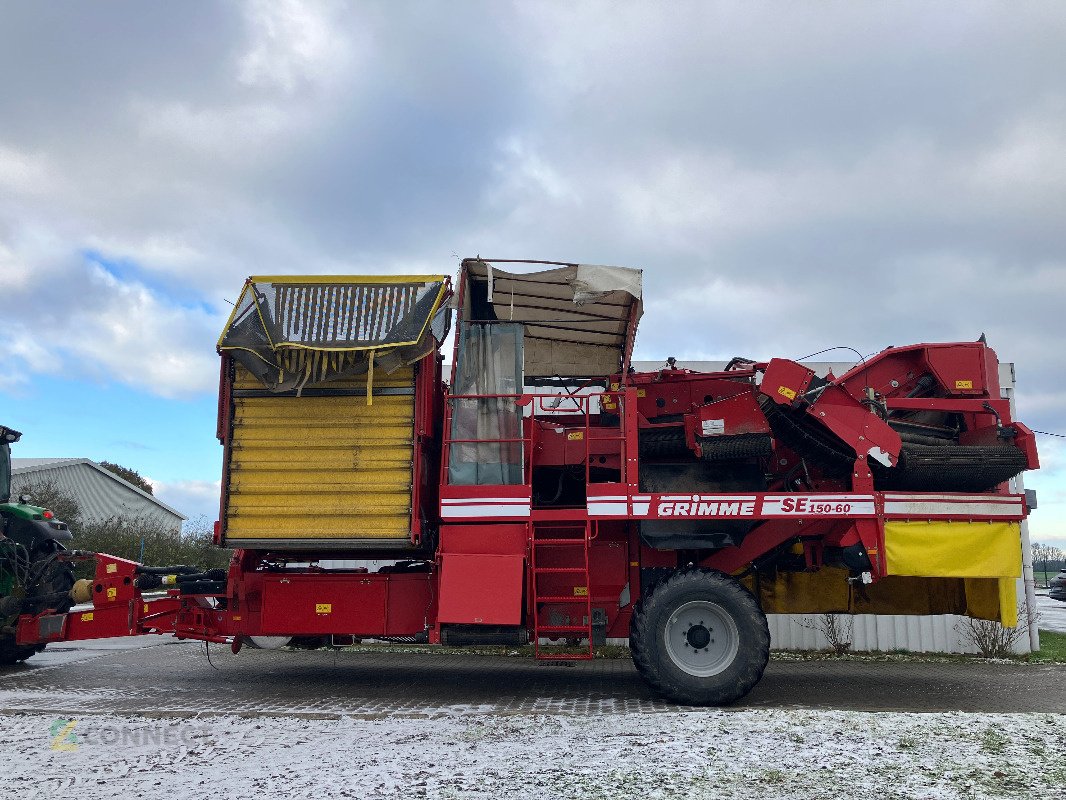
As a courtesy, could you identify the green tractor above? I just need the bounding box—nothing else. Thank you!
[0,425,77,665]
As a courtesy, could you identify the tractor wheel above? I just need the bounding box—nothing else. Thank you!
[0,546,76,666]
[0,635,39,666]
[630,569,769,705]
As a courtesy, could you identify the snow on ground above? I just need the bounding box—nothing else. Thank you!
[2,710,1063,800]
[1035,592,1066,634]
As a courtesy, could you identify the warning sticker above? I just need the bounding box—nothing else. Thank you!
[315,603,332,615]
[701,419,726,436]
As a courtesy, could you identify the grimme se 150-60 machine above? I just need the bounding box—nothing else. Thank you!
[7,260,1039,704]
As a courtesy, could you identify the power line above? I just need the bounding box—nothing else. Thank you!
[1033,430,1066,438]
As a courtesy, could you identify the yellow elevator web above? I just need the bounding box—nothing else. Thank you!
[224,365,416,544]
[218,275,448,547]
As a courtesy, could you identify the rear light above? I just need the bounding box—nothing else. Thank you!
[43,510,54,519]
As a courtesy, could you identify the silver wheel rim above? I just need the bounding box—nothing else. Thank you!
[663,600,740,677]
[246,636,292,650]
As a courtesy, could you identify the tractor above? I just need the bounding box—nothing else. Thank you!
[0,425,76,664]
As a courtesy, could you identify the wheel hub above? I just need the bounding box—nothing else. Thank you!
[686,624,711,650]
[664,600,740,678]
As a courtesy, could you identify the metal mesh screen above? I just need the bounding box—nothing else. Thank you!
[219,276,448,392]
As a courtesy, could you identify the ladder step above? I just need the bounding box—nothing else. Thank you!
[536,624,591,633]
[533,538,587,546]
[534,567,586,574]
[535,596,590,603]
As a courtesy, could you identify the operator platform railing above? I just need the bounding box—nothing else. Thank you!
[440,389,635,505]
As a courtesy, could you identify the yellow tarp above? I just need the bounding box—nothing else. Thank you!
[883,521,1022,578]
[745,570,1018,626]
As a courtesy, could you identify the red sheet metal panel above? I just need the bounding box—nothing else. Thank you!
[259,575,387,635]
[438,553,524,625]
[439,523,528,555]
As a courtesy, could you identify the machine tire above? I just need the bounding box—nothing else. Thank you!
[630,569,769,705]
[36,556,75,614]
[0,635,39,666]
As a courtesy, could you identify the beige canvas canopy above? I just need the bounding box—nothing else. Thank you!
[460,259,643,380]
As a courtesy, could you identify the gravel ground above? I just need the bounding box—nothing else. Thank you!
[3,637,1065,716]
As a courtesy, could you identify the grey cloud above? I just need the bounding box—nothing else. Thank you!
[0,3,1063,472]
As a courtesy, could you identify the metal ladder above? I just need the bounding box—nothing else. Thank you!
[531,522,594,660]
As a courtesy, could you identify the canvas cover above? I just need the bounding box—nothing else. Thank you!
[461,260,642,380]
[219,275,449,396]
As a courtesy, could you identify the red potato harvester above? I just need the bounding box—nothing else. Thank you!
[10,259,1038,705]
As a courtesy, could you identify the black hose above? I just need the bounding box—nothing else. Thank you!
[136,564,200,576]
[176,568,227,584]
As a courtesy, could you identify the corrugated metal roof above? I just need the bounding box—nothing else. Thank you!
[11,458,187,527]
[10,458,78,469]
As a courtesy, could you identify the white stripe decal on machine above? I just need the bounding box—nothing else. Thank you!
[883,501,1023,518]
[440,504,531,518]
[587,502,628,516]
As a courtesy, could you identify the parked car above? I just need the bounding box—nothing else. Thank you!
[1050,569,1066,602]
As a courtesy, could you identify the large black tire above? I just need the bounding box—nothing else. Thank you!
[630,569,769,705]
[0,635,40,666]
[0,544,75,666]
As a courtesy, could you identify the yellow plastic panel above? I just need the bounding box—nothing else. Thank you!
[883,521,1022,579]
[749,570,1016,625]
[224,365,417,546]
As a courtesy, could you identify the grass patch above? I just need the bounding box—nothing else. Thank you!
[336,642,633,659]
[330,634,1066,663]
[1031,630,1066,663]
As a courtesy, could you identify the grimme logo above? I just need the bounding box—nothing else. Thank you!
[656,496,757,517]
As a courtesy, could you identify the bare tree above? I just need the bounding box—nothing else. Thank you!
[8,477,82,528]
[1031,542,1063,587]
[796,613,854,655]
[98,461,154,495]
[955,601,1041,659]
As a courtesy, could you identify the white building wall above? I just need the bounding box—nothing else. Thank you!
[768,612,1028,655]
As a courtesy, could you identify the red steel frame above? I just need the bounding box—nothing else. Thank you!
[16,381,1032,652]
[13,267,1035,656]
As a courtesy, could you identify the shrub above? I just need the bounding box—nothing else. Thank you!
[10,478,229,577]
[955,601,1040,658]
[71,517,231,579]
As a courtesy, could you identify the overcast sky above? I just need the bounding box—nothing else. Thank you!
[1,1,1063,547]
